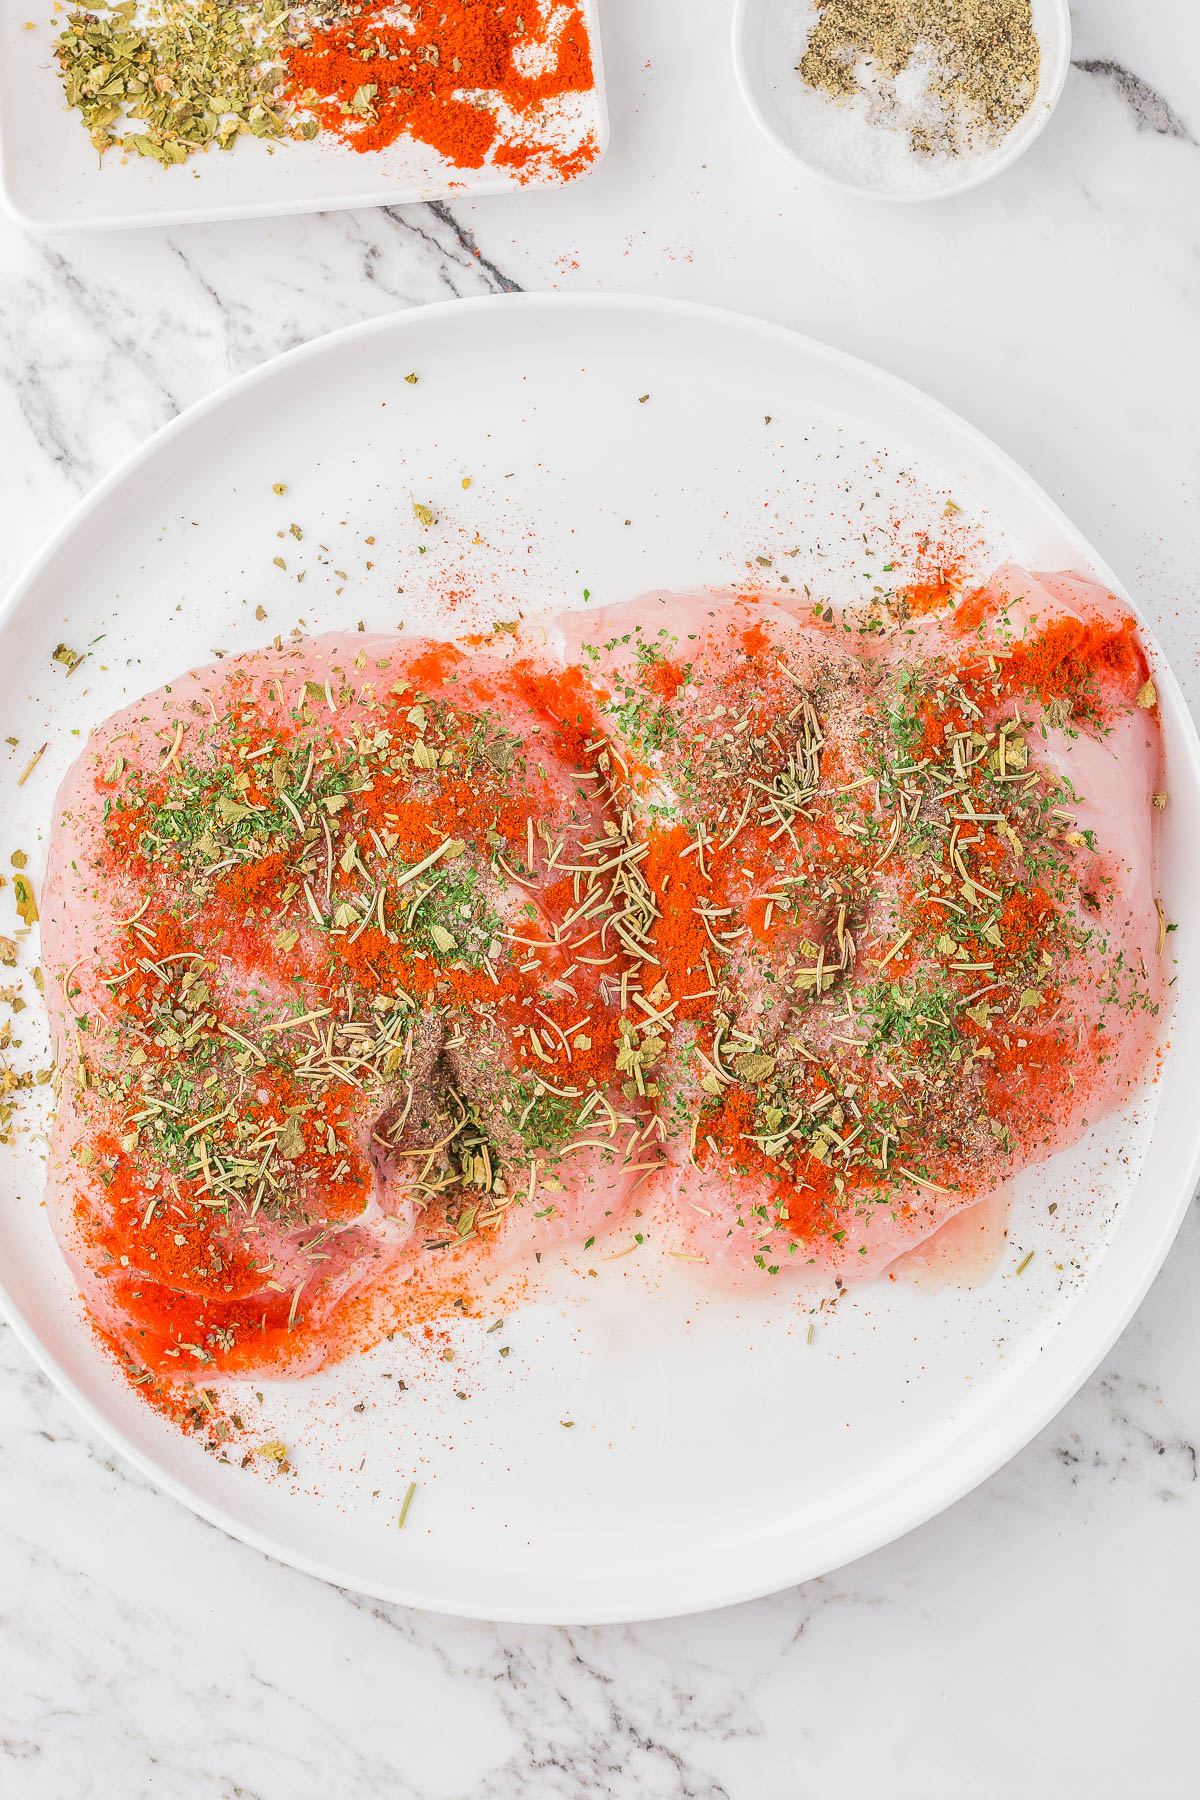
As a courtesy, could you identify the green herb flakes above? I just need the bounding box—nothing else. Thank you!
[54,0,314,166]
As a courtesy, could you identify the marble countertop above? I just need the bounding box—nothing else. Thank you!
[2,1,1198,1794]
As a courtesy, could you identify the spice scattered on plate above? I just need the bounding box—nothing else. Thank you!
[790,0,1042,193]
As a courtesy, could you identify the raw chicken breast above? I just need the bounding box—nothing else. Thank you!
[563,573,1164,1284]
[42,635,654,1377]
[40,565,1165,1381]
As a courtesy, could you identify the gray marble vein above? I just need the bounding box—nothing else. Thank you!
[1073,59,1197,144]
[402,201,525,295]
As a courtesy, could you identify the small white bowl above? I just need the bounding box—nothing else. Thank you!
[733,0,1072,201]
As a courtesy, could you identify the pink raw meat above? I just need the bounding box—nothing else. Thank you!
[41,634,654,1376]
[38,567,1166,1383]
[561,573,1165,1285]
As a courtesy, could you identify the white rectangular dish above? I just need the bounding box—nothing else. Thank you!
[0,2,608,234]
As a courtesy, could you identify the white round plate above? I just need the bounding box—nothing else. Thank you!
[1,296,1197,1624]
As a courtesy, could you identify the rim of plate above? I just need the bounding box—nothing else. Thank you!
[730,0,1072,204]
[1,293,1197,1625]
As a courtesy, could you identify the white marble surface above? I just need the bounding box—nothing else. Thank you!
[1,1,1199,1793]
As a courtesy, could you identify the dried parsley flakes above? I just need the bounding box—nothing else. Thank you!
[54,0,318,166]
